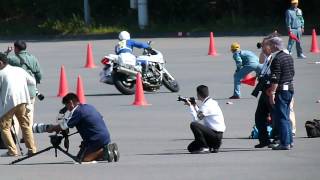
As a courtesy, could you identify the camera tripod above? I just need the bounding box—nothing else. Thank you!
[10,132,81,165]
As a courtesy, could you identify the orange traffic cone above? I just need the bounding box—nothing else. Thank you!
[76,75,86,104]
[85,43,96,68]
[241,74,256,86]
[132,73,150,106]
[310,29,320,53]
[57,65,69,97]
[208,32,217,56]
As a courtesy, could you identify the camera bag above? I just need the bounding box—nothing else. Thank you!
[249,125,273,139]
[305,119,320,138]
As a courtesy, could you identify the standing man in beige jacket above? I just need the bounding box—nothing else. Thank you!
[0,53,37,156]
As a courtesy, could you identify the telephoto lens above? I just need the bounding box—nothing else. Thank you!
[32,123,51,133]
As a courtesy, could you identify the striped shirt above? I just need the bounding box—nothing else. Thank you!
[270,51,295,91]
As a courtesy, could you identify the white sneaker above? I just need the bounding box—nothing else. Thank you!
[297,54,306,59]
[191,148,210,154]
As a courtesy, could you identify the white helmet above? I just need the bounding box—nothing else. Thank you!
[118,31,130,40]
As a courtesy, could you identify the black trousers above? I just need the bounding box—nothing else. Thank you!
[188,122,223,152]
[255,90,272,144]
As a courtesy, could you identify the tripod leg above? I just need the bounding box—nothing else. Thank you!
[10,146,53,165]
[11,118,24,156]
[56,146,81,164]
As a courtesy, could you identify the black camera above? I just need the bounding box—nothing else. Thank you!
[177,95,196,105]
[36,92,45,101]
[257,42,262,49]
[251,75,269,97]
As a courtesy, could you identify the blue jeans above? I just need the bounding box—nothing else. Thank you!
[287,28,303,56]
[233,64,262,97]
[273,90,293,146]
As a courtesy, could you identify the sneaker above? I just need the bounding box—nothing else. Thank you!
[272,144,290,150]
[27,150,36,156]
[0,152,18,157]
[110,143,120,162]
[254,142,271,148]
[297,54,306,59]
[229,95,240,99]
[210,148,219,153]
[268,141,279,148]
[290,143,294,148]
[191,147,210,154]
[103,144,114,162]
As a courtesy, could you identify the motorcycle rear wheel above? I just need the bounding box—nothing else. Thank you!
[113,73,136,95]
[162,74,180,92]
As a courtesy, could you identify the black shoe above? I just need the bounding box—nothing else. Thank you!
[254,142,270,148]
[229,95,240,99]
[110,143,120,162]
[20,138,25,143]
[103,144,114,162]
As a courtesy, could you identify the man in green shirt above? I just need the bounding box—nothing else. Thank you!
[285,0,306,58]
[5,40,43,142]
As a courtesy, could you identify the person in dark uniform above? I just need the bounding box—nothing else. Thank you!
[48,93,119,162]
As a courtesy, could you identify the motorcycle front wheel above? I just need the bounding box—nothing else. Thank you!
[162,73,180,92]
[113,73,136,95]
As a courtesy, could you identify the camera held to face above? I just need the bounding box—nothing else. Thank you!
[257,42,262,49]
[177,95,196,105]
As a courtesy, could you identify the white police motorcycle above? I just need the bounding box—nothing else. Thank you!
[99,42,180,95]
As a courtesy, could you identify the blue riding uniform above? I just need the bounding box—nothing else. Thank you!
[66,104,111,154]
[285,6,304,57]
[115,40,149,55]
[232,50,262,97]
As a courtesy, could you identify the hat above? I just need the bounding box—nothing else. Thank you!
[230,42,240,51]
[291,0,298,4]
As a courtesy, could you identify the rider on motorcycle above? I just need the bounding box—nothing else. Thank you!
[115,31,150,67]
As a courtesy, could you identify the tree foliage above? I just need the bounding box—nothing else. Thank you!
[0,0,319,34]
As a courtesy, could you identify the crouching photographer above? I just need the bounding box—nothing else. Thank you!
[37,93,119,162]
[179,85,226,154]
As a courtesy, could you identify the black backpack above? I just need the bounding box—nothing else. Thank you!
[305,119,320,138]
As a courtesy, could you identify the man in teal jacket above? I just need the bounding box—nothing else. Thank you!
[286,0,306,58]
[229,42,262,99]
[5,40,42,142]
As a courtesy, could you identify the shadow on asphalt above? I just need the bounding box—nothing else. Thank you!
[136,147,271,156]
[1,160,75,166]
[171,137,252,141]
[136,152,190,156]
[85,93,124,96]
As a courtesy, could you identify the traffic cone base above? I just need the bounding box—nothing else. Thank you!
[77,75,86,104]
[57,65,69,97]
[310,29,320,53]
[241,74,256,86]
[132,73,150,106]
[85,43,96,68]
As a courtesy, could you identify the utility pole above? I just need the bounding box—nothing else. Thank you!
[138,0,148,29]
[130,0,149,29]
[84,0,91,25]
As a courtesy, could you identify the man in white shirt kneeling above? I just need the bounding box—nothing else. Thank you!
[185,85,226,154]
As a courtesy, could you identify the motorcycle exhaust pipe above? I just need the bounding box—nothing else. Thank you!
[117,66,138,76]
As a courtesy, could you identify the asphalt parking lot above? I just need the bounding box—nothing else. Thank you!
[0,35,319,180]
